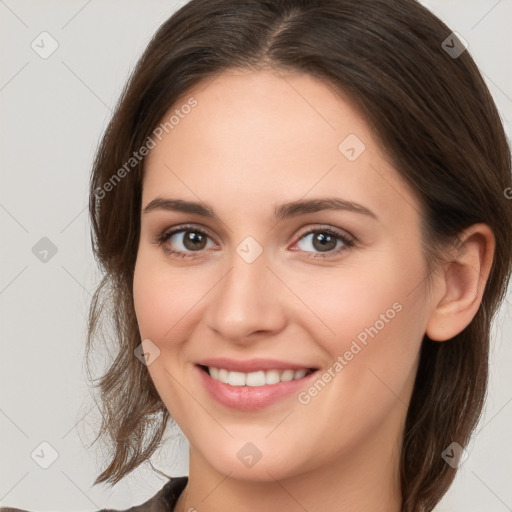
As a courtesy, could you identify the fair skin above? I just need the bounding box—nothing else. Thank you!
[133,68,494,512]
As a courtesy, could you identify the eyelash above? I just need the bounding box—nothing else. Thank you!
[155,223,356,260]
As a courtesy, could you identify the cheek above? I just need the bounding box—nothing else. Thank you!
[133,255,205,341]
[293,276,422,400]
[287,245,427,411]
[286,281,424,465]
[132,256,201,424]
[287,252,423,354]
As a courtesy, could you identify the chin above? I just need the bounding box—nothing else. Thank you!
[196,439,309,483]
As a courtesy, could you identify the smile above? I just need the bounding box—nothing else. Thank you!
[196,361,319,411]
[204,366,315,386]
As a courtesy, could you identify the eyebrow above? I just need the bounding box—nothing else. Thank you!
[142,197,377,221]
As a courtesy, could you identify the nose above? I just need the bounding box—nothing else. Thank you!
[204,247,288,345]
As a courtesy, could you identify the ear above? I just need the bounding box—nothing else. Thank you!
[425,223,495,342]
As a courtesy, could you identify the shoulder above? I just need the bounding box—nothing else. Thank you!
[0,476,189,512]
[99,477,188,512]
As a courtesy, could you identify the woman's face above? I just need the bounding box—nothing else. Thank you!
[133,68,435,482]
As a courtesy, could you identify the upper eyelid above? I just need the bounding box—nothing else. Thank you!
[163,224,218,244]
[297,224,354,240]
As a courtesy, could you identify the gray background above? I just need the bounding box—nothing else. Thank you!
[0,1,510,510]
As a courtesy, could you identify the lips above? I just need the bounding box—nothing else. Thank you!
[195,358,319,411]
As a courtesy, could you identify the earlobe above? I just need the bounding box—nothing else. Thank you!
[425,223,495,342]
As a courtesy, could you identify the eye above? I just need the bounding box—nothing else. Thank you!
[155,224,355,260]
[156,224,216,258]
[292,227,355,259]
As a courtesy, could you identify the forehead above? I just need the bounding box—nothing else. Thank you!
[142,68,420,224]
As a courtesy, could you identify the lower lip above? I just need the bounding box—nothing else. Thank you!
[196,365,318,411]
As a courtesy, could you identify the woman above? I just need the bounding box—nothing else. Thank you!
[2,0,510,511]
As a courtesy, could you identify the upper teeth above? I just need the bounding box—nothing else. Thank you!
[208,367,309,386]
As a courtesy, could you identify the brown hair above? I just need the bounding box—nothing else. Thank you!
[86,0,512,510]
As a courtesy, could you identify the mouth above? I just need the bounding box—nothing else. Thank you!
[195,361,319,411]
[198,365,317,386]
